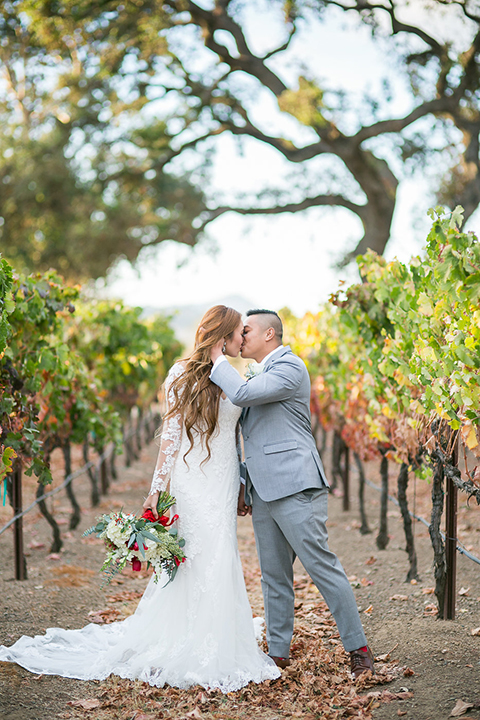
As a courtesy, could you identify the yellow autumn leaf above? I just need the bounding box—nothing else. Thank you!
[418,345,436,362]
[121,361,132,375]
[410,399,426,415]
[461,421,479,450]
[393,367,414,388]
[434,403,450,421]
[417,293,434,316]
[381,405,396,419]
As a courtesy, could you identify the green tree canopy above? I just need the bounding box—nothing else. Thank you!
[2,0,480,278]
[0,0,206,278]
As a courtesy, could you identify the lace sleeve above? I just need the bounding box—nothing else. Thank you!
[148,363,184,495]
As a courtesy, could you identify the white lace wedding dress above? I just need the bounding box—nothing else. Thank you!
[0,363,280,692]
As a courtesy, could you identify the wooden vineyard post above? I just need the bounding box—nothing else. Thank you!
[12,463,27,580]
[342,445,350,512]
[444,436,458,620]
[100,451,109,495]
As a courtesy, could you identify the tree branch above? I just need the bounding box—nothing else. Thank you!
[225,118,333,161]
[262,24,297,60]
[165,0,289,97]
[352,96,458,143]
[327,0,444,56]
[157,127,226,169]
[196,193,365,232]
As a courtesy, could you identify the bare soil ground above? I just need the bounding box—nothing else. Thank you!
[0,440,479,720]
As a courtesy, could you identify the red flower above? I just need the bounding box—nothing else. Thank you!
[174,556,185,567]
[140,510,179,527]
[132,558,142,572]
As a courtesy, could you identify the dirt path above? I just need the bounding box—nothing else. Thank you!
[1,440,479,720]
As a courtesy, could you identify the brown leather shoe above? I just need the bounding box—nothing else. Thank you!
[269,655,291,669]
[349,646,375,679]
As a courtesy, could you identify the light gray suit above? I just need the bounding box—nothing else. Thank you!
[211,346,367,657]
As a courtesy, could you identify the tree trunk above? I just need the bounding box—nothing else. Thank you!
[36,482,62,553]
[397,462,419,582]
[330,432,342,492]
[354,452,371,535]
[98,445,109,495]
[110,446,118,480]
[429,455,446,618]
[7,462,27,580]
[339,147,398,262]
[63,441,81,530]
[136,406,143,453]
[83,438,100,506]
[376,454,389,550]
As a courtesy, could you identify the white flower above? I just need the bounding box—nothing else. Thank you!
[245,362,264,380]
[106,520,127,545]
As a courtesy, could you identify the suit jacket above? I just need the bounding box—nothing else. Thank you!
[211,346,328,502]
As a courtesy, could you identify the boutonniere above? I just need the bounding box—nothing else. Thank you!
[245,362,264,380]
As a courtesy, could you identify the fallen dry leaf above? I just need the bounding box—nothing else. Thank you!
[88,608,122,624]
[450,699,474,717]
[185,708,203,719]
[364,604,373,613]
[195,692,209,704]
[106,590,143,603]
[470,627,480,636]
[459,587,470,597]
[424,603,439,616]
[66,699,101,710]
[422,587,435,595]
[375,643,399,662]
[389,594,408,601]
[403,667,415,677]
[365,556,377,565]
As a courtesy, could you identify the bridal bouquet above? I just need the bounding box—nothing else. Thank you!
[83,491,186,586]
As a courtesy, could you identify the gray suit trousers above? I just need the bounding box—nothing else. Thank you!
[251,486,367,657]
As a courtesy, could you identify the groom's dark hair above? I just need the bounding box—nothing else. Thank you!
[246,309,283,341]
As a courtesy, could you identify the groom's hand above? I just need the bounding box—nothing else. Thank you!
[237,483,252,516]
[210,338,224,364]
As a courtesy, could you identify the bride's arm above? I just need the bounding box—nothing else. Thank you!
[142,364,184,518]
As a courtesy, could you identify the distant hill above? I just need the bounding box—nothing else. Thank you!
[142,295,256,348]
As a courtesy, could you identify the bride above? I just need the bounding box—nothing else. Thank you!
[0,305,280,692]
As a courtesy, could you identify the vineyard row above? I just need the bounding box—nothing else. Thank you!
[284,207,480,618]
[0,260,182,575]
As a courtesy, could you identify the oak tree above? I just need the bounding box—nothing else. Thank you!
[2,0,480,277]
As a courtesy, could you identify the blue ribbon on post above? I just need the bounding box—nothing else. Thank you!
[2,477,6,506]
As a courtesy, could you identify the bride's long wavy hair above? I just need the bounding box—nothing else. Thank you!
[163,305,242,464]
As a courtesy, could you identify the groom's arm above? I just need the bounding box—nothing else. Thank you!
[210,357,302,407]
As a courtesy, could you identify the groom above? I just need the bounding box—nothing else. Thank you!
[210,309,374,679]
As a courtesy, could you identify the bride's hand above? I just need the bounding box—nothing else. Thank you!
[143,492,159,519]
[210,338,225,364]
[237,484,252,517]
